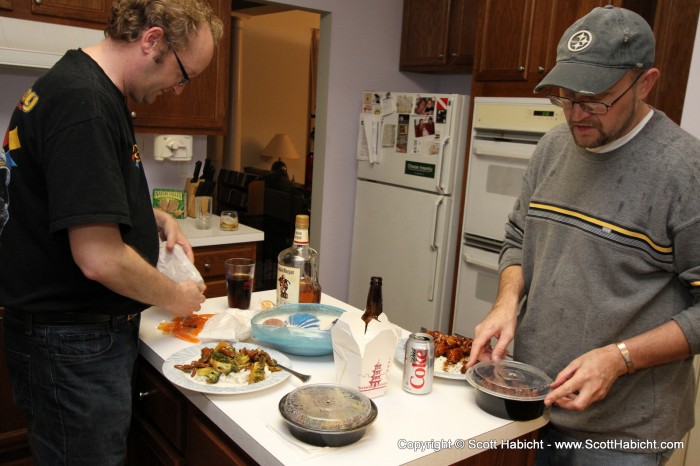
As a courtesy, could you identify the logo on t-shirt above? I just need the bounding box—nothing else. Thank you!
[131,144,141,168]
[17,88,39,113]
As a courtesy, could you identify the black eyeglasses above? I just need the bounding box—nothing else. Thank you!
[171,49,190,87]
[547,72,644,115]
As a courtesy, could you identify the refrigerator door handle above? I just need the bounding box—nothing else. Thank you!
[434,136,450,195]
[427,196,444,301]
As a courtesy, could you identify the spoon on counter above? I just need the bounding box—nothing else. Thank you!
[273,362,311,383]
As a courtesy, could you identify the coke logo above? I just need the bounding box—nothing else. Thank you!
[410,348,427,388]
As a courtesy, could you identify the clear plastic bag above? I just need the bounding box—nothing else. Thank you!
[156,242,204,284]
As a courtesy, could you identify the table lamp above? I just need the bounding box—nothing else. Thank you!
[261,133,301,177]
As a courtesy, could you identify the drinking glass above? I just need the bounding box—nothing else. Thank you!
[194,196,213,229]
[225,258,255,309]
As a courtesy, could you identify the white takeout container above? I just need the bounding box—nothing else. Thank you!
[330,312,400,398]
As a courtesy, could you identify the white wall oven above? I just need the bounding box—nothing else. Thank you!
[452,97,565,337]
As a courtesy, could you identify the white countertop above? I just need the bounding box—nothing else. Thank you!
[139,290,547,466]
[177,216,264,247]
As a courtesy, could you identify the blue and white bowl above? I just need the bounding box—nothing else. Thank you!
[251,304,344,356]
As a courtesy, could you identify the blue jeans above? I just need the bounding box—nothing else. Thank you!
[535,424,675,466]
[2,312,141,466]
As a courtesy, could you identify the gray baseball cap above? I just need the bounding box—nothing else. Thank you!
[534,5,655,95]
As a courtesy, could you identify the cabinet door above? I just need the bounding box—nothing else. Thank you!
[128,0,230,134]
[128,410,185,466]
[133,360,187,450]
[31,0,111,24]
[446,0,479,67]
[539,0,619,75]
[473,0,536,81]
[638,0,700,125]
[400,0,451,68]
[185,411,256,466]
[0,0,12,11]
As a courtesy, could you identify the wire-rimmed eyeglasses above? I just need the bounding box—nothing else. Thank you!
[547,72,644,114]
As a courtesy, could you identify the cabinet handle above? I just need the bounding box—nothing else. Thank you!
[138,390,157,401]
[450,52,457,57]
[130,111,137,119]
[437,53,444,58]
[204,262,211,272]
[518,66,525,72]
[35,0,41,3]
[537,66,545,73]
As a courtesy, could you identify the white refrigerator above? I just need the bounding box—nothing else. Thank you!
[348,91,470,333]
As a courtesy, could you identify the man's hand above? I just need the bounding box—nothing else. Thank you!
[544,345,628,410]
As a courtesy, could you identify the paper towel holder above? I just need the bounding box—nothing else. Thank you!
[154,134,193,161]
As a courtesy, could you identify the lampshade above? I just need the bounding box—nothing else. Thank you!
[261,133,301,161]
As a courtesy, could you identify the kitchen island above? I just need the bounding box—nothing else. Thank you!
[137,290,547,465]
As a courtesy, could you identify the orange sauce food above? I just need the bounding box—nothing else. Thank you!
[157,314,215,343]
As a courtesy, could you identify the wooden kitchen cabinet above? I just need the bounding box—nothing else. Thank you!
[128,357,257,466]
[472,0,700,125]
[473,0,615,91]
[185,411,256,466]
[0,0,108,28]
[193,242,257,298]
[30,0,112,25]
[399,0,479,73]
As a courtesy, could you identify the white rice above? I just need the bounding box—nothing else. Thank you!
[193,366,272,386]
[435,356,468,375]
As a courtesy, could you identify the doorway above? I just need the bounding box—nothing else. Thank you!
[223,4,321,290]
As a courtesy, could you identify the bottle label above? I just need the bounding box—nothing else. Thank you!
[277,264,301,305]
[294,228,309,245]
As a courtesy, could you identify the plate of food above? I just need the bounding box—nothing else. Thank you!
[162,341,291,394]
[394,331,473,380]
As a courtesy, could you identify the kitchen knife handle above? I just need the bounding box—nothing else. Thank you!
[192,160,202,182]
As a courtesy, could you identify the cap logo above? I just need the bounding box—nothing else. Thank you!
[567,30,593,52]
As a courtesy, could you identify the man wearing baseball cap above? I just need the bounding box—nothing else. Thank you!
[468,6,700,464]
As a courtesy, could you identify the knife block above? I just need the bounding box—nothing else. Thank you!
[184,178,202,218]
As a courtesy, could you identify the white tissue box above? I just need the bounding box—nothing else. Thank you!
[330,311,400,398]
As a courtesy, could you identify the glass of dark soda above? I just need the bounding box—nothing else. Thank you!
[225,258,255,309]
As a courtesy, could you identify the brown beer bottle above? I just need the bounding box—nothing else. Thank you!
[361,276,383,333]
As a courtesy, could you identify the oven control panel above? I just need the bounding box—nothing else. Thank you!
[472,97,566,134]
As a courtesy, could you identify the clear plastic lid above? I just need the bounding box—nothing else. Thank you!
[280,384,373,431]
[466,360,552,401]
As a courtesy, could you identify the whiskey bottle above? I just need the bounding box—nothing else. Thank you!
[276,214,322,305]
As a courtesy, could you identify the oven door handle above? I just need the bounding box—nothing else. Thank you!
[473,140,534,161]
[462,250,499,272]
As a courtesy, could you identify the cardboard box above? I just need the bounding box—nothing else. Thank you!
[152,188,186,219]
[331,312,400,398]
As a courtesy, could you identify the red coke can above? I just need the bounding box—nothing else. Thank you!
[402,332,435,394]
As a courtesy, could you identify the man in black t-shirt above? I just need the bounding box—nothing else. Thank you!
[0,1,224,464]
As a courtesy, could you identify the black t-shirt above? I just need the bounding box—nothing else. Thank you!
[0,49,158,314]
